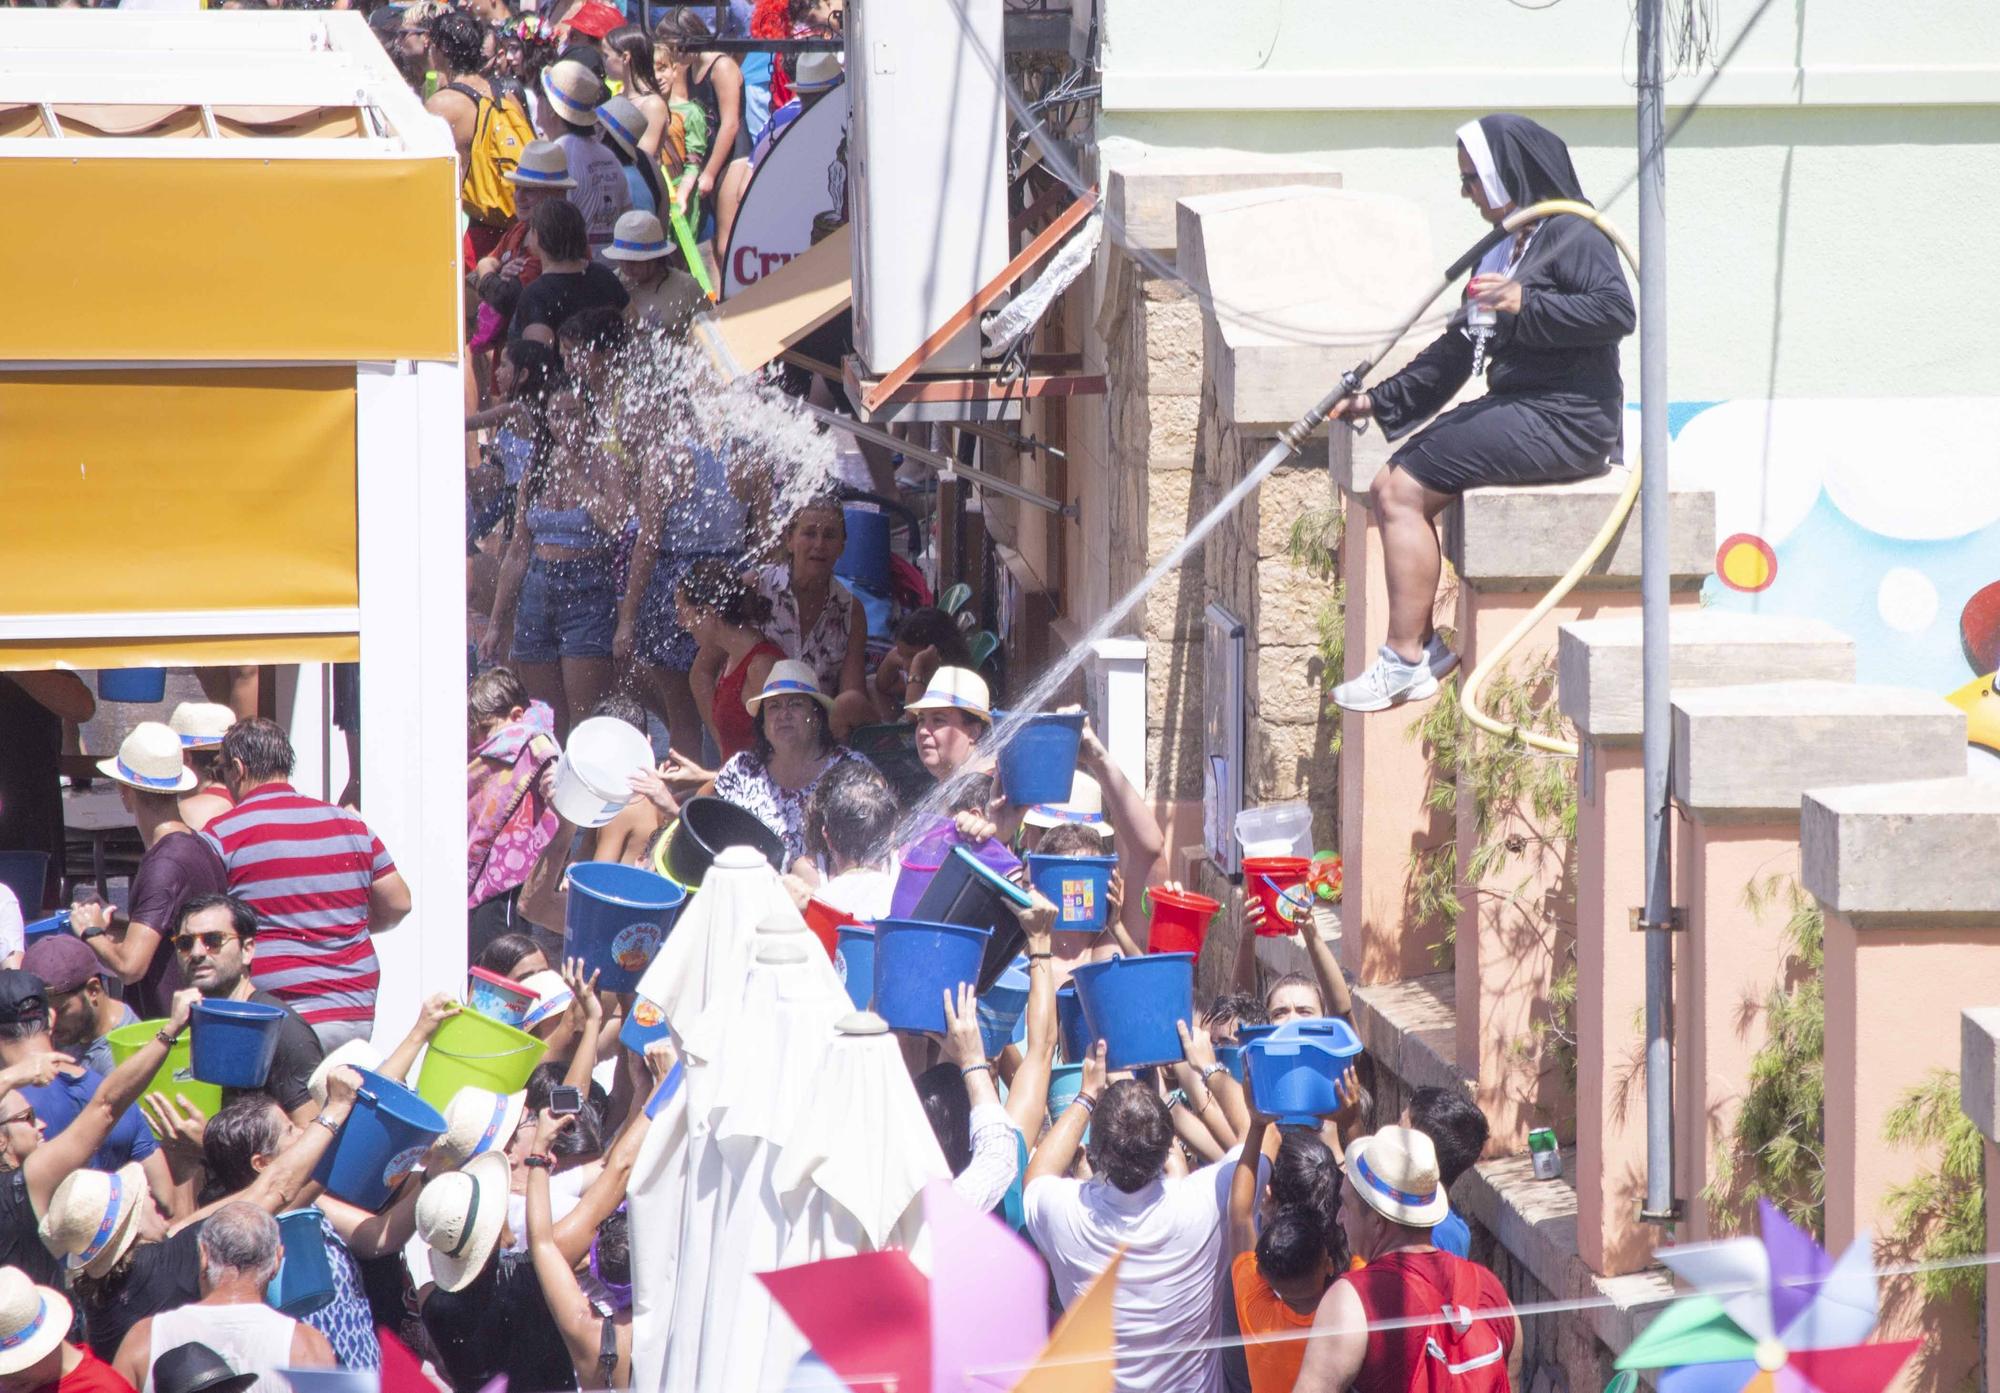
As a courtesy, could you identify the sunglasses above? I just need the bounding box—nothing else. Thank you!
[0,1106,37,1130]
[174,930,240,955]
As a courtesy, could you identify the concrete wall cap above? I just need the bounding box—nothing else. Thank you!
[1671,680,1968,814]
[1801,777,2000,924]
[1101,137,1341,255]
[1557,613,1855,740]
[1961,1008,2000,1143]
[1443,471,1716,590]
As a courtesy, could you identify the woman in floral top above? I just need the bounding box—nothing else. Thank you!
[711,660,871,866]
[751,495,876,738]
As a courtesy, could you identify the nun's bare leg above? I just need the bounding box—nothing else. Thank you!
[1371,466,1456,664]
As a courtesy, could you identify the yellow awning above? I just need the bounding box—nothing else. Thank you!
[0,156,458,361]
[0,634,358,673]
[691,224,851,379]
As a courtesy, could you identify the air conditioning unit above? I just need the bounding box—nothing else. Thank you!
[847,0,1010,379]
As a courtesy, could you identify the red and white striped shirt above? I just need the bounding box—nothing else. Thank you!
[202,783,396,1032]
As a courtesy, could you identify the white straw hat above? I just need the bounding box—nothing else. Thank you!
[518,970,573,1030]
[308,1039,384,1108]
[41,1162,150,1277]
[745,659,835,715]
[792,51,843,93]
[416,1150,510,1293]
[433,1087,527,1170]
[603,209,672,262]
[1023,771,1113,838]
[1344,1124,1451,1228]
[901,667,991,723]
[539,59,603,128]
[96,722,197,795]
[168,702,236,750]
[596,92,646,161]
[505,139,577,190]
[0,1267,72,1375]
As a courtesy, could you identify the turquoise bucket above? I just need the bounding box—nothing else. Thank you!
[190,998,288,1088]
[834,925,875,1010]
[1055,984,1089,1062]
[1069,951,1195,1071]
[872,918,992,1035]
[267,1209,336,1318]
[976,961,1031,1057]
[1025,853,1119,934]
[992,710,1085,806]
[310,1070,446,1211]
[564,860,687,993]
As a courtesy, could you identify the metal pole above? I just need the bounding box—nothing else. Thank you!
[1637,0,1677,1223]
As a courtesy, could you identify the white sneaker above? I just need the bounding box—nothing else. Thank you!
[1332,645,1440,713]
[1424,634,1461,681]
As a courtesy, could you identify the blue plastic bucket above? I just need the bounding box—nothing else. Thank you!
[913,846,1035,992]
[1219,1044,1245,1084]
[619,994,672,1054]
[1068,952,1195,1070]
[311,1069,446,1210]
[834,925,875,1009]
[190,998,288,1088]
[267,1209,336,1318]
[1243,1017,1364,1125]
[1025,853,1120,934]
[1235,1023,1280,1046]
[976,961,1031,1057]
[872,918,992,1035]
[992,711,1086,807]
[97,668,167,704]
[564,861,687,993]
[835,505,893,592]
[1047,1061,1084,1115]
[1055,984,1089,1062]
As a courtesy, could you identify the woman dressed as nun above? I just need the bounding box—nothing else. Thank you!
[1331,114,1635,713]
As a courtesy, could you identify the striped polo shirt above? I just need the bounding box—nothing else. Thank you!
[202,783,395,1032]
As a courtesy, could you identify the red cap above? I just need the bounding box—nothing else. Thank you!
[565,1,624,38]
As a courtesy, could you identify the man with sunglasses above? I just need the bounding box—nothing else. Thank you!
[167,895,325,1129]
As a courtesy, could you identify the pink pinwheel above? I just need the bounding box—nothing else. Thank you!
[1616,1200,1917,1393]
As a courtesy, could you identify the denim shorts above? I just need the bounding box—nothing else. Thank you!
[512,555,616,665]
[635,550,735,672]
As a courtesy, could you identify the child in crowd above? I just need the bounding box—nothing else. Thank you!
[466,666,563,957]
[1405,1085,1490,1259]
[1228,1122,1348,1393]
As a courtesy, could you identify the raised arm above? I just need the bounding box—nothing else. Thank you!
[201,1067,361,1226]
[1003,895,1059,1139]
[1078,722,1164,950]
[1026,1040,1104,1185]
[1302,919,1355,1021]
[380,994,461,1086]
[524,1111,614,1386]
[1227,1115,1273,1259]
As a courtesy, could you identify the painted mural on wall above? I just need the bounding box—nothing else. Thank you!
[1651,398,2000,774]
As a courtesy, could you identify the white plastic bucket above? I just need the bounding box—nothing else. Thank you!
[549,717,653,828]
[1235,801,1313,858]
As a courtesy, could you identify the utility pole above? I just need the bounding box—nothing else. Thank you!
[1636,0,1677,1225]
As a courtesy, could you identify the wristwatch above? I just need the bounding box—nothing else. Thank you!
[81,924,108,941]
[1198,1062,1225,1083]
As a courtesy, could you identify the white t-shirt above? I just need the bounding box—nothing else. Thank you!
[556,132,633,254]
[815,867,896,921]
[1024,1154,1242,1393]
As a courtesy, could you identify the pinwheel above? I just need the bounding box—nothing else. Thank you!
[1616,1200,1917,1393]
[759,1180,1120,1393]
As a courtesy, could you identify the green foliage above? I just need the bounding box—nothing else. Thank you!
[1704,878,1825,1238]
[1883,1069,1986,1302]
[1287,507,1347,748]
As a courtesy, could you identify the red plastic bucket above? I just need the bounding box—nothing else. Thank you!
[1243,856,1313,936]
[1146,888,1220,955]
[802,896,856,962]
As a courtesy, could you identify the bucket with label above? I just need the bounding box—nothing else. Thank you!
[563,860,686,992]
[311,1069,447,1211]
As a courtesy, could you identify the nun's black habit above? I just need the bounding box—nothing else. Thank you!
[1367,114,1635,496]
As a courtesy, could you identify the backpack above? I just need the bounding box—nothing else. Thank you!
[1394,1253,1513,1393]
[447,79,534,226]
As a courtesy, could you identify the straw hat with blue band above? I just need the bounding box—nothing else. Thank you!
[505,139,577,190]
[416,1150,510,1292]
[96,722,198,795]
[1023,771,1114,839]
[40,1161,151,1278]
[169,701,235,750]
[901,667,992,724]
[596,93,646,162]
[436,1086,527,1170]
[540,58,604,128]
[1343,1125,1450,1227]
[603,210,673,263]
[744,659,836,715]
[0,1268,72,1376]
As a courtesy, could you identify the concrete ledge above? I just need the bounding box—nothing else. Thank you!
[1100,138,1343,255]
[1175,185,1434,431]
[1557,613,1854,741]
[1961,1008,2000,1143]
[1801,778,2000,925]
[1443,470,1715,590]
[1350,973,1467,1098]
[1673,680,1967,814]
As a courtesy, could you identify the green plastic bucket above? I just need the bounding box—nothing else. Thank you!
[414,1009,547,1113]
[107,1018,223,1138]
